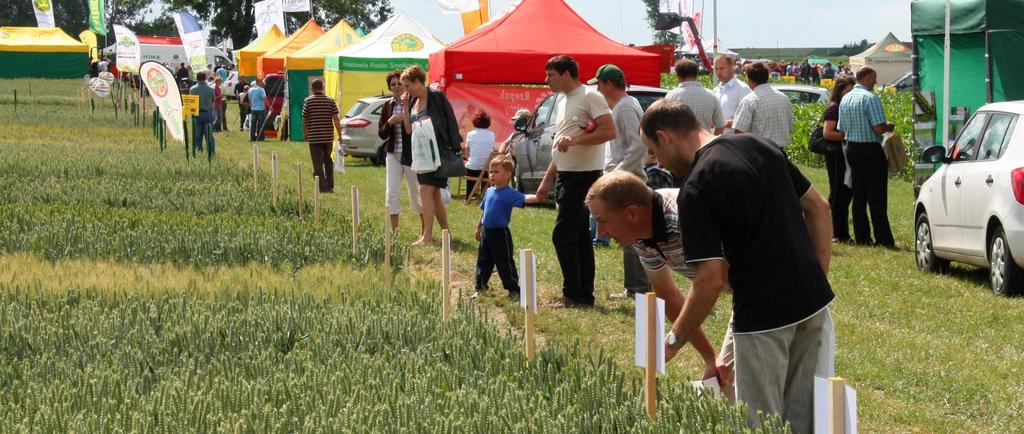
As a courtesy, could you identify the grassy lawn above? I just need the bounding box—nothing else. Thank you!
[2,78,1022,432]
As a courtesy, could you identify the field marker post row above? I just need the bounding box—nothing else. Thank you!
[351,186,360,253]
[314,176,321,225]
[645,292,657,421]
[441,229,451,324]
[522,249,537,361]
[253,144,260,190]
[384,219,392,290]
[271,152,278,206]
[297,164,303,218]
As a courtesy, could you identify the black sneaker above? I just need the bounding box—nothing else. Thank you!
[507,291,520,301]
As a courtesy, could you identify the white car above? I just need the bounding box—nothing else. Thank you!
[914,101,1024,295]
[769,84,830,104]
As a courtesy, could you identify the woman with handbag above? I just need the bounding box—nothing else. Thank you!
[821,76,857,242]
[402,65,464,245]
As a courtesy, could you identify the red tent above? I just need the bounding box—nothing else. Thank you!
[428,0,662,87]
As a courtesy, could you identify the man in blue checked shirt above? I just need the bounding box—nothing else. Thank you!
[837,66,896,248]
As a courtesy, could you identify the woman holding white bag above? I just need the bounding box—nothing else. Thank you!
[402,65,463,246]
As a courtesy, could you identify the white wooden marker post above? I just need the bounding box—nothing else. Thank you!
[384,220,392,290]
[297,164,303,218]
[441,229,451,323]
[829,377,846,434]
[253,144,259,190]
[522,249,537,361]
[351,186,360,252]
[271,152,279,206]
[645,292,657,420]
[313,176,320,225]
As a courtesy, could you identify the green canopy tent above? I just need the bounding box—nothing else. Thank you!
[911,0,1024,143]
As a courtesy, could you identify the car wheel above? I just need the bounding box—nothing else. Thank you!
[988,227,1023,296]
[916,213,949,273]
[370,146,386,166]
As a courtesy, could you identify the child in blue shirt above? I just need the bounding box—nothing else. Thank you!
[474,154,539,299]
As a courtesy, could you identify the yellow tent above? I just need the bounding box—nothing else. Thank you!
[235,25,284,79]
[0,27,89,78]
[285,21,364,141]
[257,20,324,78]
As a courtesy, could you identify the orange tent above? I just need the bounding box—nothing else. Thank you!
[256,20,324,78]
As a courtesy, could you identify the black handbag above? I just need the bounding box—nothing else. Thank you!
[808,114,841,155]
[435,147,466,179]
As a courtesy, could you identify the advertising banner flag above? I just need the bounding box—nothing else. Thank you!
[79,30,99,62]
[253,0,285,37]
[444,83,552,144]
[281,0,310,13]
[112,25,141,74]
[140,61,185,143]
[33,0,56,28]
[88,0,106,35]
[173,11,207,72]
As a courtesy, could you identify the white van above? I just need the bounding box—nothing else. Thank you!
[104,35,233,66]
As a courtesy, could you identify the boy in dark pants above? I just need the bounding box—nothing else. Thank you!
[474,155,539,299]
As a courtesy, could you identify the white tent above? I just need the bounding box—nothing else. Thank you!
[850,32,912,83]
[323,11,445,113]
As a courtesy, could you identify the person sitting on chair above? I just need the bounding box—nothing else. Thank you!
[463,111,496,198]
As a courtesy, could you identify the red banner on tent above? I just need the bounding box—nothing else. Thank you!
[445,83,552,145]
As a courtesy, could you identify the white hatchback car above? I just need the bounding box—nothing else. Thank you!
[914,101,1024,295]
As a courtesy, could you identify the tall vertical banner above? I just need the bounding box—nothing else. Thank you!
[253,0,285,38]
[88,0,106,35]
[33,0,56,28]
[112,25,141,74]
[140,61,185,143]
[173,11,207,72]
[281,0,310,12]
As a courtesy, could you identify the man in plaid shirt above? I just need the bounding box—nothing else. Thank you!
[665,59,725,134]
[732,62,794,147]
[837,66,896,247]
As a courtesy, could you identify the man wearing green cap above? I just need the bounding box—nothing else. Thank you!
[590,64,651,298]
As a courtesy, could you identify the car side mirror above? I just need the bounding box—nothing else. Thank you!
[921,145,949,164]
[514,117,529,133]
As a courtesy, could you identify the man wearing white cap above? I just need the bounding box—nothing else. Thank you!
[497,108,533,154]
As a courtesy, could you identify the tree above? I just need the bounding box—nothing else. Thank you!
[641,0,681,45]
[164,0,391,51]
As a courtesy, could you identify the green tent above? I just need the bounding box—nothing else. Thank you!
[0,27,89,78]
[911,0,1024,143]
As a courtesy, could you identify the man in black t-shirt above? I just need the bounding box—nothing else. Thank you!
[639,99,835,433]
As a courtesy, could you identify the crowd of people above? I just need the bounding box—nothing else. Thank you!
[182,51,898,432]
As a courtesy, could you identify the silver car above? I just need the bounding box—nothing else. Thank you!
[510,84,669,193]
[341,95,390,165]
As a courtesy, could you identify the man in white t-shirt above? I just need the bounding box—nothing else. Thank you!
[711,55,751,134]
[536,55,616,308]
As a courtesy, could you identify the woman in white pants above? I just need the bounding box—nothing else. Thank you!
[378,70,424,233]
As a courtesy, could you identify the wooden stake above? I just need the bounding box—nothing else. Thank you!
[297,164,303,218]
[271,152,279,206]
[351,186,360,253]
[524,249,536,361]
[314,176,321,225]
[645,292,657,421]
[829,377,846,434]
[384,220,393,290]
[253,144,260,190]
[442,229,451,323]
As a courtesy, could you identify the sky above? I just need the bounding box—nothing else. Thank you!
[389,0,912,49]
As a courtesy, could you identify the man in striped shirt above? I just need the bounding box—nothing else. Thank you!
[302,79,342,193]
[733,62,794,148]
[586,170,727,385]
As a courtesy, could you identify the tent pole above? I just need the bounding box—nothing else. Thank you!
[985,31,992,103]
[712,0,718,86]
[942,0,951,147]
